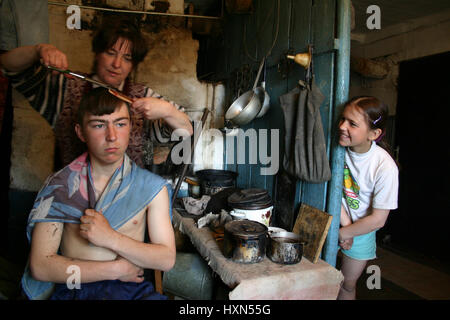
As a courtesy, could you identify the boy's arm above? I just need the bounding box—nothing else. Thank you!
[79,186,176,271]
[29,222,144,284]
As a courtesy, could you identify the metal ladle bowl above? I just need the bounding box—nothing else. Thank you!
[225,58,268,127]
[225,89,262,126]
[254,86,270,118]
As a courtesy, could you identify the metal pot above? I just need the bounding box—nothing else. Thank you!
[267,231,305,265]
[223,220,267,264]
[195,169,238,195]
[228,188,273,226]
[228,188,272,209]
[230,206,273,227]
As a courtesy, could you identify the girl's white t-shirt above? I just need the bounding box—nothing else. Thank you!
[342,141,399,222]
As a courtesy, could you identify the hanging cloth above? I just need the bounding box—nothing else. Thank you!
[279,78,331,183]
[0,0,49,50]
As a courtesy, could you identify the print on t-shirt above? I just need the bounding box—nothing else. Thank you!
[343,164,360,210]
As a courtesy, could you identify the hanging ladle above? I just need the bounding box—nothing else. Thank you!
[254,59,270,118]
[225,58,267,127]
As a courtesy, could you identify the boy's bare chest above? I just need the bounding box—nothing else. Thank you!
[60,208,147,261]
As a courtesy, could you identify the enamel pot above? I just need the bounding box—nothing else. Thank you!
[228,188,273,227]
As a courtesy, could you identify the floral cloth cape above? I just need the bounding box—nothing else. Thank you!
[21,153,171,300]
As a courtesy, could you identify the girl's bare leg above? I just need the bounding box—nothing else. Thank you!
[337,254,368,300]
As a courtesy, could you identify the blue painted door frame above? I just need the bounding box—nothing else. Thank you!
[221,0,350,266]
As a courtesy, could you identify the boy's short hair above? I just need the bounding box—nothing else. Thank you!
[77,87,130,125]
[92,18,149,67]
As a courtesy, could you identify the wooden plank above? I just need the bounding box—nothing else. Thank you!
[287,0,311,92]
[312,0,336,53]
[292,203,332,263]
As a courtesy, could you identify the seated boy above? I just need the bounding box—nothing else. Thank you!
[21,87,176,300]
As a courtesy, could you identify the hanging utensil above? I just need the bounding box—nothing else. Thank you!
[255,59,270,118]
[286,46,312,69]
[171,108,209,206]
[225,58,266,126]
[45,65,133,104]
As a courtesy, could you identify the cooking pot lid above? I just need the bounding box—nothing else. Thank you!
[225,220,267,239]
[195,169,238,181]
[228,188,273,209]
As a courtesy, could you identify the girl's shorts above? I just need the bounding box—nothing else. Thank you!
[341,230,377,261]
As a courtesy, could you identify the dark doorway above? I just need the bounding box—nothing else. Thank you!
[381,51,450,268]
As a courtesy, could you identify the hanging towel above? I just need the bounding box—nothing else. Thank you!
[279,79,331,183]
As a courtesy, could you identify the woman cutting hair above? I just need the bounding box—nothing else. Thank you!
[0,17,192,168]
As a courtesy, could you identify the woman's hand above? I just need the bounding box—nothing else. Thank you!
[131,97,193,136]
[131,97,172,120]
[36,43,68,71]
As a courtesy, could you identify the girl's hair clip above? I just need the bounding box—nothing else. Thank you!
[373,115,382,125]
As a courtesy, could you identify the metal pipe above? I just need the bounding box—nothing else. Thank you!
[171,108,209,207]
[48,1,222,20]
[322,0,351,267]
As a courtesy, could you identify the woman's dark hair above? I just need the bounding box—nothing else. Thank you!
[92,18,149,67]
[77,87,130,125]
[345,96,392,154]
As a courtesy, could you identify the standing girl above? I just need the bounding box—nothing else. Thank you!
[337,96,399,300]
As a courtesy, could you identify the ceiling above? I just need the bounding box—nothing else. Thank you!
[351,0,450,34]
[188,0,450,41]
